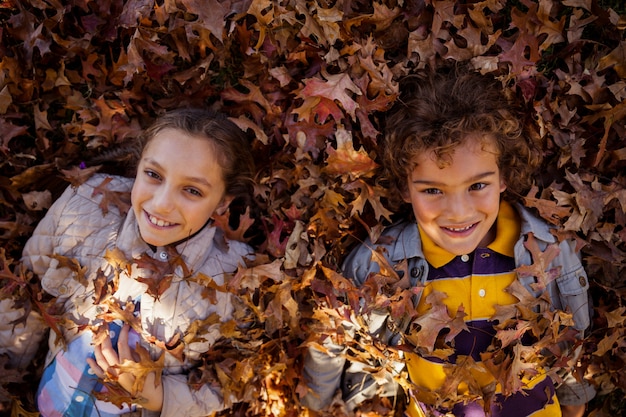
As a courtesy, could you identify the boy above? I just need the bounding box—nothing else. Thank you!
[302,66,595,416]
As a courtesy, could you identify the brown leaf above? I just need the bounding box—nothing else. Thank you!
[515,233,562,293]
[406,291,468,353]
[91,176,131,216]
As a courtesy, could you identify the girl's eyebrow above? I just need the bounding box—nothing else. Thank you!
[411,171,497,185]
[143,158,213,188]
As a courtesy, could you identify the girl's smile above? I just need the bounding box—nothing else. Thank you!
[131,128,231,247]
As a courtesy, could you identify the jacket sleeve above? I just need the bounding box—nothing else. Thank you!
[552,238,591,332]
[21,183,75,284]
[300,339,348,410]
[300,241,390,410]
[158,374,229,417]
[0,298,47,369]
[0,185,78,369]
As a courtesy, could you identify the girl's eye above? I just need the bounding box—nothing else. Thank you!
[185,188,202,197]
[469,182,487,191]
[145,170,161,181]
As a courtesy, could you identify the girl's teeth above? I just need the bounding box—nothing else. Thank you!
[149,215,172,227]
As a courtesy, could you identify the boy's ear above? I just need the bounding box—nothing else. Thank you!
[401,186,411,203]
[499,178,507,193]
[215,196,234,216]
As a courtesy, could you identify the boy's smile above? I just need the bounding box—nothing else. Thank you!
[403,135,507,256]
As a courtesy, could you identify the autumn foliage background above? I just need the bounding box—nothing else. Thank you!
[1,0,625,416]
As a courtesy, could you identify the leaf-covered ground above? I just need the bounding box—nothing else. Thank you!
[1,0,625,416]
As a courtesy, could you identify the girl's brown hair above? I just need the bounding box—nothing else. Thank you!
[138,108,255,202]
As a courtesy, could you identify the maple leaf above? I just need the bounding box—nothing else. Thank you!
[323,127,378,179]
[91,177,131,216]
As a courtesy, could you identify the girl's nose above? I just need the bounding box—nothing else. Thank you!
[150,186,174,213]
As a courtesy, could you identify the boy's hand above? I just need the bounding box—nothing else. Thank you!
[87,324,164,412]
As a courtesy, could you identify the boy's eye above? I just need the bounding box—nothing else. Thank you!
[469,182,487,191]
[423,188,442,195]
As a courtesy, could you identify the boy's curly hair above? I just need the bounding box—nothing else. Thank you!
[382,65,542,211]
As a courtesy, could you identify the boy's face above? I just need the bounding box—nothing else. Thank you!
[403,135,507,256]
[132,128,231,247]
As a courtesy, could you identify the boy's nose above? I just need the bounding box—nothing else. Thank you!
[446,193,470,219]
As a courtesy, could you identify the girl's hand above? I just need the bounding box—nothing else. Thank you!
[87,324,164,412]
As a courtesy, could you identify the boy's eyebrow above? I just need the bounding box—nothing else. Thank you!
[411,171,498,185]
[143,158,213,188]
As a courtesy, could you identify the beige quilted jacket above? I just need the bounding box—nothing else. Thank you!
[1,174,253,417]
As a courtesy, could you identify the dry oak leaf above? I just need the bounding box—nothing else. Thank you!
[344,179,393,222]
[61,165,102,187]
[97,299,143,336]
[605,306,626,328]
[492,279,546,326]
[483,343,539,397]
[212,207,255,243]
[299,71,361,120]
[102,345,165,404]
[407,291,468,353]
[91,176,131,216]
[523,184,572,226]
[133,248,191,300]
[515,233,561,293]
[51,254,88,286]
[323,127,378,179]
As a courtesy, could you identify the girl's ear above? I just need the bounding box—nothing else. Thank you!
[215,196,234,216]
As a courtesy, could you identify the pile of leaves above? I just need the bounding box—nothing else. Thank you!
[1,0,625,416]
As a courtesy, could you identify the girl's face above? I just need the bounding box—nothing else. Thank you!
[131,128,230,247]
[403,135,507,256]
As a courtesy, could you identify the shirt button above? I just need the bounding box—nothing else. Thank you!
[461,254,470,262]
[159,251,168,261]
[478,289,486,297]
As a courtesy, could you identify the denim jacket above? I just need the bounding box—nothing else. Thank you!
[301,204,591,411]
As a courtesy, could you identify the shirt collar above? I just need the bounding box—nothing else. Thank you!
[420,200,520,268]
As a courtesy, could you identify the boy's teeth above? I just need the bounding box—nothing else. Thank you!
[448,225,472,231]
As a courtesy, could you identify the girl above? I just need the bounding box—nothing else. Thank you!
[1,108,255,417]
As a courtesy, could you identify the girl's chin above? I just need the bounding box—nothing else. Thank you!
[138,229,177,247]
